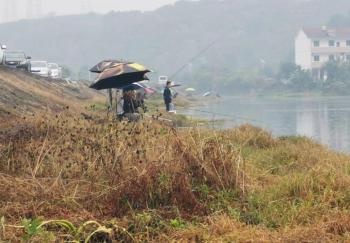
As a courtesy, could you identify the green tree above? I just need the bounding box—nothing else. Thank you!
[328,13,350,27]
[61,65,74,79]
[324,61,350,82]
[289,67,314,91]
[278,62,298,80]
[78,65,90,81]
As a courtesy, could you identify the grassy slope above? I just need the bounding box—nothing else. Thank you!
[0,67,104,117]
[1,69,350,241]
[0,112,350,242]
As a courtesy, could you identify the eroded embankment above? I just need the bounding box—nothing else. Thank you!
[0,67,104,117]
[1,113,350,242]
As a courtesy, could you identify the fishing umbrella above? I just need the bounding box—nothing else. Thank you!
[185,88,196,92]
[90,62,151,90]
[122,82,155,94]
[90,59,125,73]
[203,91,211,97]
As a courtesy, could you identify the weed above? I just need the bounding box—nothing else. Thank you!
[21,218,40,241]
[170,218,186,229]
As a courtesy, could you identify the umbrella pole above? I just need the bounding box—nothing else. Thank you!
[115,89,122,119]
[107,88,113,112]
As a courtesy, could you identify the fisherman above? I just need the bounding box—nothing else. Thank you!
[123,90,137,113]
[122,90,141,121]
[163,81,173,112]
[136,91,147,113]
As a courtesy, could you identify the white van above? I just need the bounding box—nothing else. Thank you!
[0,44,7,64]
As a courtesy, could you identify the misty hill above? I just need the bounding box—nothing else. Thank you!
[328,12,350,27]
[0,67,103,117]
[0,0,349,84]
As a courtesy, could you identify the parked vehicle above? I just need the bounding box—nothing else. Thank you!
[30,61,49,77]
[58,66,62,78]
[2,50,31,71]
[0,44,6,64]
[48,63,61,79]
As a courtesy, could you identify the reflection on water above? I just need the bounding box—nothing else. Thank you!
[181,97,350,153]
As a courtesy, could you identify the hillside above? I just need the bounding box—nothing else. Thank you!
[0,67,104,117]
[0,0,349,83]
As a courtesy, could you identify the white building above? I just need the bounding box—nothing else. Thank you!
[295,27,350,80]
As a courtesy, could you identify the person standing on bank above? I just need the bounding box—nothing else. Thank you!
[163,81,173,112]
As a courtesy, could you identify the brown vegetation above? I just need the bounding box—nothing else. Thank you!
[0,67,104,117]
[0,111,350,242]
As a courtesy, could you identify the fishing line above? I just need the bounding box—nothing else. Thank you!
[169,38,220,80]
[176,106,267,125]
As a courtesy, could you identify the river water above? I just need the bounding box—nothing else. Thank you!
[179,97,350,153]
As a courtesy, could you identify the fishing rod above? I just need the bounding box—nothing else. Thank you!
[176,106,266,125]
[168,38,220,80]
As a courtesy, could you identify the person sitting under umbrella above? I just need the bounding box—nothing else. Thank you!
[122,90,142,121]
[136,91,147,113]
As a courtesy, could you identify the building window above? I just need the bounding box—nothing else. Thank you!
[313,40,320,47]
[313,55,320,62]
[329,40,335,47]
[329,55,335,61]
[347,40,350,46]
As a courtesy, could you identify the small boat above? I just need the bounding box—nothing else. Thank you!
[203,91,211,97]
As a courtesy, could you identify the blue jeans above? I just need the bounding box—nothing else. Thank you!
[165,102,171,112]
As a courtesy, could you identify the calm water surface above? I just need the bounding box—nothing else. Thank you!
[180,97,350,153]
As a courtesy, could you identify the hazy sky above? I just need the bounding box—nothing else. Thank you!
[0,0,180,23]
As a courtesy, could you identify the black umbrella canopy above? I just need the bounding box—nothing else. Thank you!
[89,62,151,90]
[90,72,149,90]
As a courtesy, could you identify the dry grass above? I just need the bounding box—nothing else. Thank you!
[0,67,104,116]
[1,112,350,242]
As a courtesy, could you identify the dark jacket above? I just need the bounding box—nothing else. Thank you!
[123,97,140,114]
[163,87,172,103]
